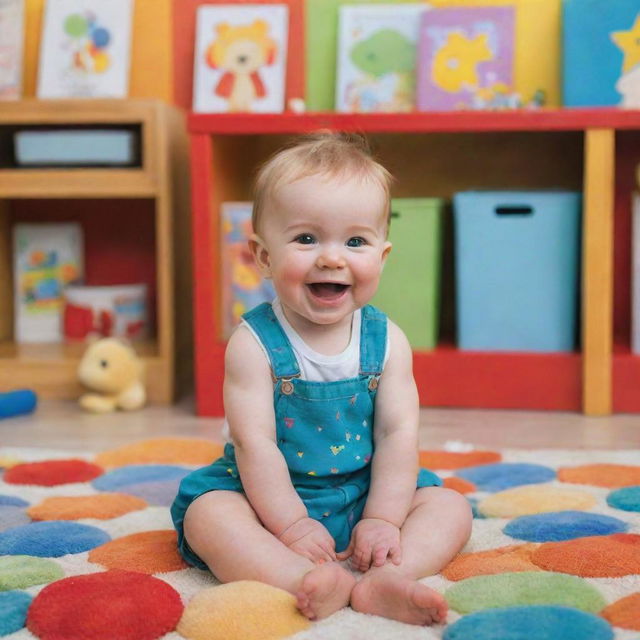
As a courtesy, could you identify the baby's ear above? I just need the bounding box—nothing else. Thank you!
[248,233,272,279]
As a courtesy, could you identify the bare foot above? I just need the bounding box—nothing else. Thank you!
[350,567,448,626]
[296,562,356,621]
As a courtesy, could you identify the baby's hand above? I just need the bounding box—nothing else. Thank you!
[337,518,401,572]
[278,517,337,565]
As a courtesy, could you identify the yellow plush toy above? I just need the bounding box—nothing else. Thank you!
[78,338,146,413]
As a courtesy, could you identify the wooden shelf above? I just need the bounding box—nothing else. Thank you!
[188,108,638,416]
[0,100,190,405]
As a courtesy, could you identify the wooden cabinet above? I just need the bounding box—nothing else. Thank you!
[0,99,190,404]
[188,109,640,417]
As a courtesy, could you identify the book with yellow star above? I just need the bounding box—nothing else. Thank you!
[563,0,640,107]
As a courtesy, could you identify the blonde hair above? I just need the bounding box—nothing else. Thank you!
[252,132,393,234]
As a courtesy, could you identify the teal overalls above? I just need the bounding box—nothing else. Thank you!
[171,302,441,569]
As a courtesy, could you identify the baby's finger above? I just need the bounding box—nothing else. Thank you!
[336,538,354,561]
[372,544,389,567]
[390,545,402,566]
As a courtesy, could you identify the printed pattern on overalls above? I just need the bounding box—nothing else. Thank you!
[171,302,441,568]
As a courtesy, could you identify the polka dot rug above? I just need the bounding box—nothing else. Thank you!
[1,440,638,640]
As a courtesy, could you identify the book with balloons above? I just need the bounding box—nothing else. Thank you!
[37,0,133,98]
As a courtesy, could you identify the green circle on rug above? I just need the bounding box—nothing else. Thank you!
[607,486,640,512]
[445,571,606,614]
[479,485,596,518]
[0,555,63,590]
[443,606,613,640]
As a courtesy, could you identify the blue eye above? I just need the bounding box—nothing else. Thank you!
[295,234,316,245]
[346,237,366,248]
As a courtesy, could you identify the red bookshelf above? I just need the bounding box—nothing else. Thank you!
[189,108,640,416]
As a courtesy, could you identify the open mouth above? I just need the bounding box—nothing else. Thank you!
[307,282,350,300]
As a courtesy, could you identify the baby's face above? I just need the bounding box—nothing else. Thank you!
[252,172,391,329]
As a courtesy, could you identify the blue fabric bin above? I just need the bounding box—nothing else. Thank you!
[453,191,582,352]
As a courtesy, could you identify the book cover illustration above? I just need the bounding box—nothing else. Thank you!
[221,202,275,338]
[0,0,24,100]
[13,223,84,343]
[37,0,133,98]
[193,4,288,113]
[612,12,640,107]
[416,6,520,111]
[335,4,426,113]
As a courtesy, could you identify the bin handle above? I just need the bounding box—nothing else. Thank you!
[495,205,533,216]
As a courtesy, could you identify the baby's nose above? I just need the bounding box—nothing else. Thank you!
[317,248,346,269]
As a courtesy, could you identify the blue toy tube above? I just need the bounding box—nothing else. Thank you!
[0,389,38,419]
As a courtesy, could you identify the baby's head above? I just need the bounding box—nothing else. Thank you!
[252,131,393,236]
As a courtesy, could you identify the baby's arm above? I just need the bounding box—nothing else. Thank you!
[224,327,336,563]
[339,322,420,570]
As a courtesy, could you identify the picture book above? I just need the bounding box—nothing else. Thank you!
[13,222,84,343]
[220,202,275,338]
[335,4,426,113]
[0,0,24,100]
[37,0,133,98]
[192,4,289,113]
[416,6,517,111]
[564,0,640,107]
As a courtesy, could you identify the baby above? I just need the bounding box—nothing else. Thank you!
[171,132,472,625]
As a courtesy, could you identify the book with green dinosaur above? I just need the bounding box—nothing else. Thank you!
[305,0,423,112]
[336,4,427,112]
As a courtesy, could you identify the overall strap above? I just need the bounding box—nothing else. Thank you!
[359,305,387,376]
[242,303,301,380]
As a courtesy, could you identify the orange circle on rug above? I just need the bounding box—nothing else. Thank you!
[479,485,596,518]
[531,533,640,577]
[4,459,103,486]
[419,450,501,470]
[28,493,147,521]
[443,544,540,581]
[558,464,640,488]
[444,476,477,494]
[600,593,640,631]
[88,530,187,573]
[27,570,183,640]
[94,438,224,469]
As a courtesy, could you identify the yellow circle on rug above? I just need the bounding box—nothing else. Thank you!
[94,438,224,469]
[28,493,147,520]
[601,593,640,631]
[558,464,640,488]
[479,485,596,518]
[177,581,311,640]
[88,530,187,573]
[443,544,540,581]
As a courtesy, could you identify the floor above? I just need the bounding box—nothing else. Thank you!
[1,398,639,452]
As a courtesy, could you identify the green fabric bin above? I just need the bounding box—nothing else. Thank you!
[371,198,444,350]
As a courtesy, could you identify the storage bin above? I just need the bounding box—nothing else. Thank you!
[371,198,444,349]
[563,0,640,107]
[453,190,581,352]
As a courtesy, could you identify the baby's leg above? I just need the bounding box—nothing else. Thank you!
[183,490,355,620]
[351,487,472,625]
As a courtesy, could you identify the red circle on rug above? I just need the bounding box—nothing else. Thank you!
[4,460,103,487]
[557,464,640,488]
[419,450,501,470]
[27,570,183,640]
[601,593,640,631]
[88,530,187,573]
[531,533,640,577]
[443,476,477,494]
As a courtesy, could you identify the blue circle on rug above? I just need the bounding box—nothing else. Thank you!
[116,478,183,507]
[607,486,640,513]
[0,506,30,532]
[0,521,110,557]
[504,510,628,542]
[0,495,29,507]
[456,463,556,492]
[92,465,190,492]
[467,498,486,520]
[0,590,33,636]
[443,605,613,640]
